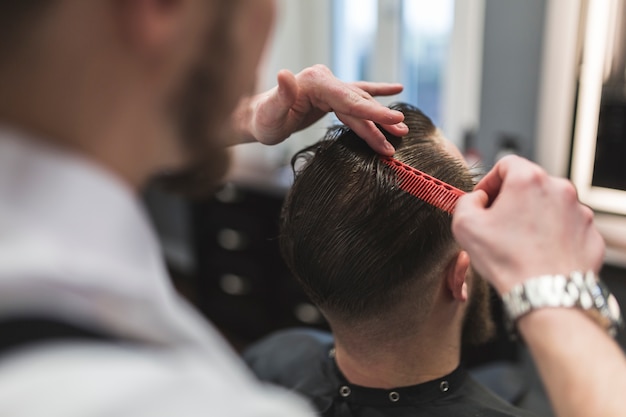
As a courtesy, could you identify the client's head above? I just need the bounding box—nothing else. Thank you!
[280,103,494,347]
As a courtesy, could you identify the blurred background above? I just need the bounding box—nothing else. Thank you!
[144,1,626,415]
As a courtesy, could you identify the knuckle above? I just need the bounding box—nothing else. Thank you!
[312,64,330,73]
[303,64,331,80]
[526,165,548,185]
[510,165,547,189]
[554,178,579,203]
[499,154,522,165]
[580,204,595,224]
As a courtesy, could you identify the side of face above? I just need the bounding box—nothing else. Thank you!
[120,0,276,192]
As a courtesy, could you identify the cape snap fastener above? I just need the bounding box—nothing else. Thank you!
[440,381,449,392]
[389,392,400,402]
[339,386,351,397]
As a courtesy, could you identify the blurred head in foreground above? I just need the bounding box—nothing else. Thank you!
[0,0,276,192]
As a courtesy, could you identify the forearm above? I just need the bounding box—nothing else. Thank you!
[518,308,626,417]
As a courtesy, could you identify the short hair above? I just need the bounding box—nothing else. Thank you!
[280,103,474,323]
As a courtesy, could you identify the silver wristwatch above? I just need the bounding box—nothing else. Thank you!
[502,270,624,337]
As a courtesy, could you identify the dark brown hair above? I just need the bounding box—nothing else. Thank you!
[280,103,474,322]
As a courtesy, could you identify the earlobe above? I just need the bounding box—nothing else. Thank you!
[446,250,471,301]
[461,282,468,300]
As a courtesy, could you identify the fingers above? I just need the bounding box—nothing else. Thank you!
[473,156,513,202]
[337,113,395,155]
[455,189,490,213]
[350,81,404,96]
[324,89,405,125]
[297,65,406,126]
[325,92,407,152]
[453,153,606,294]
[474,155,543,204]
[252,64,407,151]
[452,190,489,243]
[328,82,407,153]
[380,122,409,137]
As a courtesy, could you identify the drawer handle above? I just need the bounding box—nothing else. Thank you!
[215,183,241,203]
[294,303,323,324]
[219,274,251,295]
[217,228,248,250]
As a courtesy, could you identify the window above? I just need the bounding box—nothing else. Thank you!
[333,0,455,126]
[333,0,378,83]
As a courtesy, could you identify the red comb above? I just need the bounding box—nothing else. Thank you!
[381,156,465,214]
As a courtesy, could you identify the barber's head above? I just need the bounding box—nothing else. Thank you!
[280,103,494,345]
[0,0,276,190]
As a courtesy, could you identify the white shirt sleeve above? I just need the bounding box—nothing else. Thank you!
[0,343,315,417]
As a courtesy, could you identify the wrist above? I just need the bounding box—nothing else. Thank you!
[230,96,256,145]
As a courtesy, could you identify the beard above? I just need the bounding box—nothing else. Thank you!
[461,268,497,347]
[152,0,242,197]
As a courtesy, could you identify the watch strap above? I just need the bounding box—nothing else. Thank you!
[502,271,623,337]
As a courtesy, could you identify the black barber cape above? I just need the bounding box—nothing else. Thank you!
[244,329,538,417]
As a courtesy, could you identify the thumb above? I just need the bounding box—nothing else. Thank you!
[275,69,298,110]
[456,189,490,213]
[250,70,299,145]
[255,70,297,131]
[452,190,489,247]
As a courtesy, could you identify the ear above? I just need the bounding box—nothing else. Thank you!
[114,0,189,59]
[445,250,470,302]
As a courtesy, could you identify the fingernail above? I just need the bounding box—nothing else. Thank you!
[385,141,396,153]
[398,122,408,130]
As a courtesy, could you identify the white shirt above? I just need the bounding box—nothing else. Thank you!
[0,128,313,417]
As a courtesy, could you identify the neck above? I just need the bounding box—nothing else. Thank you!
[332,305,464,389]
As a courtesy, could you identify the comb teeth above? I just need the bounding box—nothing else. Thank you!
[381,156,466,214]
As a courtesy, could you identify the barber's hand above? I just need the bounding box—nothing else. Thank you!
[452,155,605,294]
[235,65,408,155]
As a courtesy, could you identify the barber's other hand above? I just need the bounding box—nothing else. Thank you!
[452,155,605,294]
[236,65,408,155]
